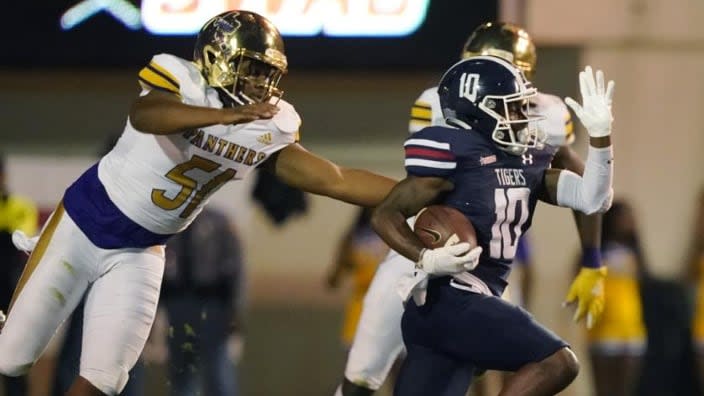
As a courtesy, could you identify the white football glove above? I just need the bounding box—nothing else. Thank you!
[417,243,483,276]
[565,66,615,138]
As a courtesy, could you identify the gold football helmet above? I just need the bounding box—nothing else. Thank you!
[461,22,536,78]
[194,11,287,105]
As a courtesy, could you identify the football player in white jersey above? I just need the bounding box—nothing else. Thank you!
[0,11,482,396]
[335,22,608,396]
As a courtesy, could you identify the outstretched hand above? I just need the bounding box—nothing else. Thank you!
[565,66,614,138]
[222,103,279,125]
[563,267,608,329]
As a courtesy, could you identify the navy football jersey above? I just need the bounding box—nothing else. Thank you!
[405,126,553,296]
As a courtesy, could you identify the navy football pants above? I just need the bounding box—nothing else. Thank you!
[395,278,568,396]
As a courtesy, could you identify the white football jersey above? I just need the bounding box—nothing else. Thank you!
[99,53,301,235]
[408,87,574,147]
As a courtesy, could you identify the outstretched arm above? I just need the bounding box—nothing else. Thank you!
[265,143,396,207]
[552,146,604,268]
[129,90,279,135]
[541,66,615,328]
[541,66,614,215]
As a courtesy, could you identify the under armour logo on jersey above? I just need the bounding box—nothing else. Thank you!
[522,154,533,165]
[257,133,273,144]
[459,73,480,102]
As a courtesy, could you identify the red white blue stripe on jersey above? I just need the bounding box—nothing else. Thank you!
[404,138,456,176]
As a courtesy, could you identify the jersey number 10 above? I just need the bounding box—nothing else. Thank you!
[490,187,530,260]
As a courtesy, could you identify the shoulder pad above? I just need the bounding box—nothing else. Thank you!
[271,99,301,135]
[409,86,446,134]
[138,54,207,103]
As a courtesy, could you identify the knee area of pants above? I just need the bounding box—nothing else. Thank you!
[0,359,32,377]
[549,348,580,380]
[342,374,381,393]
[341,377,376,396]
[81,366,130,395]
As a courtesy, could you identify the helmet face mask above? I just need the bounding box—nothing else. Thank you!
[194,11,287,106]
[479,90,542,155]
[438,56,545,155]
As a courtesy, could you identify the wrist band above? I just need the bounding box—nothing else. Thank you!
[581,247,602,268]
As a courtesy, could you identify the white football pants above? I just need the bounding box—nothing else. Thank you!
[0,204,164,395]
[344,248,414,390]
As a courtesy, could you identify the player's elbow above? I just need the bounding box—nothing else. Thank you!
[589,188,614,215]
[580,187,614,215]
[369,206,385,235]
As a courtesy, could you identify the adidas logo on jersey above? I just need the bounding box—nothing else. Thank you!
[257,133,273,144]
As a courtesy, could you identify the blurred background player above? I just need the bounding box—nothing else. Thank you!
[689,188,704,391]
[0,154,38,396]
[160,206,245,396]
[326,207,390,348]
[336,22,605,396]
[585,200,646,396]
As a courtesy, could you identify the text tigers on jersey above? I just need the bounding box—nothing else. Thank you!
[494,168,527,187]
[183,129,267,166]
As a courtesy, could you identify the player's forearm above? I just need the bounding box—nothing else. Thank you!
[573,211,603,270]
[370,208,425,263]
[130,100,228,135]
[325,168,396,207]
[572,211,602,248]
[555,145,613,215]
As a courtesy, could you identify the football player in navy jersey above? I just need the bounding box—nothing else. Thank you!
[371,56,615,395]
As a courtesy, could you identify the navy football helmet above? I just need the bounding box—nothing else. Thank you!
[438,56,544,155]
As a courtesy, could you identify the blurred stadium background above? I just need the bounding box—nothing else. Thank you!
[2,0,704,395]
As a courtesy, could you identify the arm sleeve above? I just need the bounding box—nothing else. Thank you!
[556,146,614,215]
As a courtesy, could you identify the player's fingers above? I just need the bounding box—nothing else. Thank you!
[243,103,279,117]
[605,80,615,107]
[461,247,482,270]
[584,66,596,97]
[445,242,471,255]
[587,312,594,329]
[564,97,583,118]
[563,285,578,305]
[578,71,588,99]
[573,299,587,322]
[596,69,605,97]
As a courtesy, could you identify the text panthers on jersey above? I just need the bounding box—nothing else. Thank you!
[64,53,301,249]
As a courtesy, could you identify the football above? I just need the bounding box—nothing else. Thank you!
[413,205,477,249]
